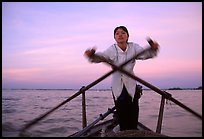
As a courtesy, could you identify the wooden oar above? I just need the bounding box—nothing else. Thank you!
[19,46,151,136]
[95,54,202,120]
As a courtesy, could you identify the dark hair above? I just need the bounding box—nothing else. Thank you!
[114,26,129,37]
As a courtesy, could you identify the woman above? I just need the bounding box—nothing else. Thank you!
[84,26,159,131]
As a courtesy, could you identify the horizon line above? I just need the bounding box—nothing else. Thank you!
[2,86,202,91]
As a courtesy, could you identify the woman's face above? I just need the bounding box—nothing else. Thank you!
[114,28,129,43]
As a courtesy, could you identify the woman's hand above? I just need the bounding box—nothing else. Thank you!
[147,37,159,50]
[84,48,96,58]
[151,41,159,50]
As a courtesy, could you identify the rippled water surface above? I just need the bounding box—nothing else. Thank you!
[2,89,202,137]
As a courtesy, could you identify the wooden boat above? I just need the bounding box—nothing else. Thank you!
[73,121,167,137]
[69,107,168,137]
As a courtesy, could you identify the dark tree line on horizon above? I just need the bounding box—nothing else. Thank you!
[2,86,202,91]
[167,86,202,90]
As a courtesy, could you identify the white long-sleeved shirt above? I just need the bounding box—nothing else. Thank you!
[89,42,158,100]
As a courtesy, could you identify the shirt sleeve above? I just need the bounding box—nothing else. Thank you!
[132,42,158,60]
[88,45,116,63]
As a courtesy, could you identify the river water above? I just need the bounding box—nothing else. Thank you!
[2,89,202,137]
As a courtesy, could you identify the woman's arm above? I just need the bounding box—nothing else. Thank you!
[135,39,159,60]
[84,45,115,63]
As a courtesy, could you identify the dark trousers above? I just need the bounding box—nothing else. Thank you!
[115,86,139,131]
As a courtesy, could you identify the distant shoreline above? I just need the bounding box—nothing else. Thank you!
[2,87,202,91]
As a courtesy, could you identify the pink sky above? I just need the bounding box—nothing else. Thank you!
[2,2,202,89]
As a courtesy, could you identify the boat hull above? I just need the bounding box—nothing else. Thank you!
[70,118,168,137]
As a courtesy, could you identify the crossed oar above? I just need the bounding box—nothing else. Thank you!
[19,45,202,136]
[19,44,151,136]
